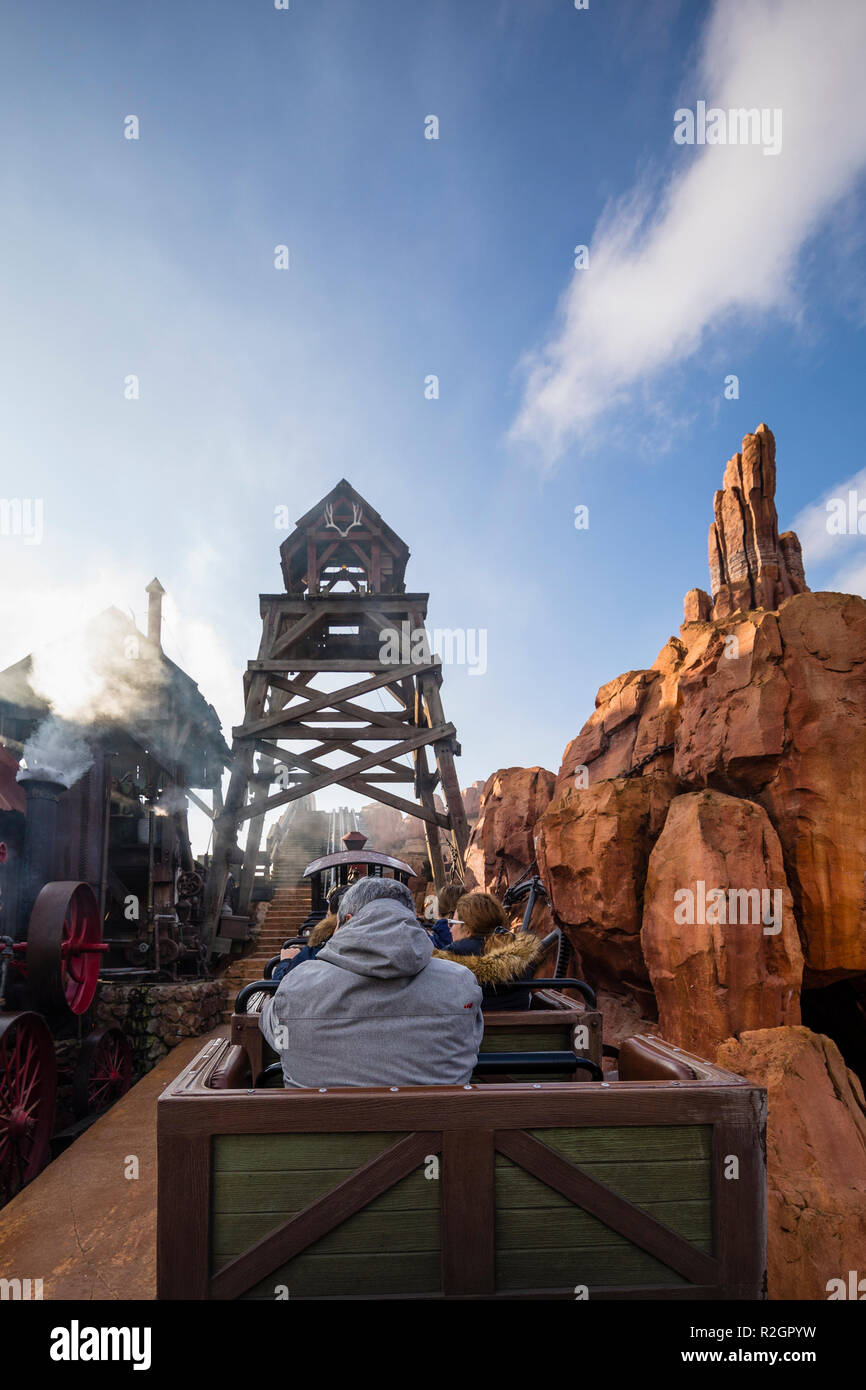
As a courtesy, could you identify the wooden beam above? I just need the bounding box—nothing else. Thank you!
[234,724,419,742]
[441,1130,495,1295]
[495,1130,719,1287]
[223,724,456,824]
[340,779,451,830]
[210,1132,438,1300]
[185,788,215,820]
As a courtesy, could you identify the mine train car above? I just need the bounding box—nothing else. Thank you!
[158,953,767,1300]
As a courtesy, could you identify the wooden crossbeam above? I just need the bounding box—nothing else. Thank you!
[210,1132,438,1301]
[236,724,418,742]
[252,738,416,783]
[223,723,456,824]
[495,1131,719,1287]
[269,608,326,659]
[235,663,438,737]
[341,779,451,829]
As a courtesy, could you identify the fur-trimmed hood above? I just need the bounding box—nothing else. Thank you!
[433,930,543,987]
[308,914,338,949]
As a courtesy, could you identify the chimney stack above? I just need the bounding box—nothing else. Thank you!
[146,577,166,649]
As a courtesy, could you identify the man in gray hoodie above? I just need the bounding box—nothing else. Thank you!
[259,876,483,1087]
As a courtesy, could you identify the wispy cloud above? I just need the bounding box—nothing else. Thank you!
[792,465,866,597]
[510,0,866,464]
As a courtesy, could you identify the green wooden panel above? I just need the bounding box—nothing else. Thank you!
[479,1028,572,1052]
[495,1202,712,1250]
[496,1246,688,1290]
[240,1251,441,1299]
[496,1156,710,1205]
[213,1205,439,1260]
[212,1132,405,1172]
[213,1166,439,1215]
[529,1125,711,1163]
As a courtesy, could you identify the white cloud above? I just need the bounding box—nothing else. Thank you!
[510,0,866,463]
[791,465,866,567]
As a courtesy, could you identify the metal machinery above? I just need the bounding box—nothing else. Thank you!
[0,777,130,1207]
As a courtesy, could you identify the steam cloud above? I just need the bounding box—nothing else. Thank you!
[17,714,93,789]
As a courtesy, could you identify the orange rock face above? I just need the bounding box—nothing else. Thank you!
[708,423,808,620]
[554,590,866,985]
[536,772,677,1007]
[464,766,555,893]
[641,790,803,1058]
[716,1028,866,1300]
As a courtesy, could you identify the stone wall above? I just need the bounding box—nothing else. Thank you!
[93,979,226,1077]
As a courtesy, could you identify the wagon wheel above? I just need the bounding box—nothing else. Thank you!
[0,1011,56,1207]
[177,870,203,900]
[72,1027,132,1119]
[26,882,104,1016]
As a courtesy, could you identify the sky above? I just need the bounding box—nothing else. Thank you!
[2,0,866,852]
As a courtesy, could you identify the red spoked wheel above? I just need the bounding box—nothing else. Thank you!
[26,882,105,1016]
[72,1027,132,1119]
[0,1011,56,1208]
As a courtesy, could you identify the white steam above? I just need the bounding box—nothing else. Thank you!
[17,714,93,789]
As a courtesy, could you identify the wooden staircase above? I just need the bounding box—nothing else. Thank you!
[219,838,319,1022]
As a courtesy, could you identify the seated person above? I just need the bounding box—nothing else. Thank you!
[434,891,542,1012]
[259,876,483,1088]
[426,882,463,949]
[271,886,346,982]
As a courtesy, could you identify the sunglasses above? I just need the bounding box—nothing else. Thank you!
[447,918,464,926]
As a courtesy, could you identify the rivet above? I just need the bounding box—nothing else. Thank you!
[601,1082,610,1088]
[318,1087,327,1093]
[389,1086,399,1092]
[463,1084,473,1090]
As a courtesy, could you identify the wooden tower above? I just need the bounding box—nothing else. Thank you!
[203,481,470,941]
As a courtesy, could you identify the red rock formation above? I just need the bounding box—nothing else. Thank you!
[641,790,803,1058]
[554,588,866,986]
[460,779,486,820]
[464,767,555,894]
[536,772,677,1009]
[716,1028,866,1300]
[708,423,808,620]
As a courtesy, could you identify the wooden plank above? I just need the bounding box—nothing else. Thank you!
[240,1251,441,1300]
[225,726,456,824]
[213,1131,403,1171]
[496,1246,688,1292]
[340,779,451,830]
[496,1131,718,1287]
[712,1099,767,1297]
[530,1125,712,1163]
[496,1157,711,1206]
[210,1131,439,1300]
[212,1166,438,1214]
[246,659,439,673]
[157,1132,211,1300]
[237,724,420,742]
[441,1130,494,1295]
[213,1206,440,1259]
[270,608,329,659]
[234,664,429,733]
[479,1029,572,1054]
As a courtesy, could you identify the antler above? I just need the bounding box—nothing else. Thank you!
[322,502,363,538]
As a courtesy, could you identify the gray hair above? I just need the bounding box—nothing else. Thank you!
[336,875,416,924]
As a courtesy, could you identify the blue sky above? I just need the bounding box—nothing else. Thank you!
[2,0,865,846]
